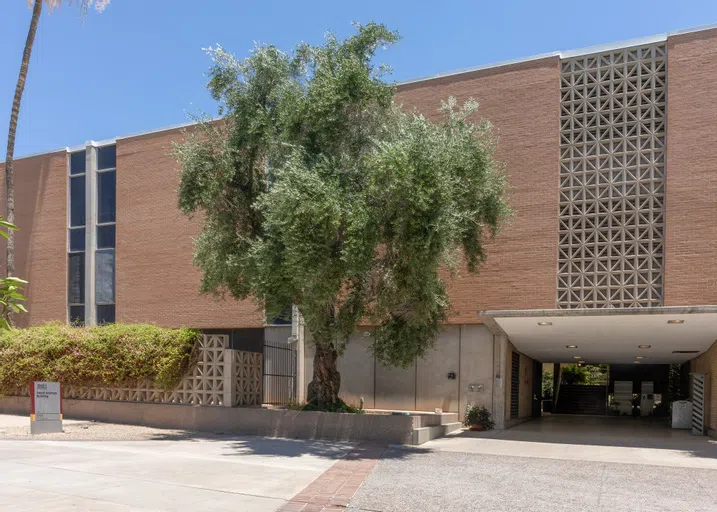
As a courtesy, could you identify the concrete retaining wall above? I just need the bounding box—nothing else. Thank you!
[0,397,414,444]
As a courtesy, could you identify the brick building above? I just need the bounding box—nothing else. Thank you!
[3,25,717,434]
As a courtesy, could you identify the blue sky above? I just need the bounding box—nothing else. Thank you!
[2,0,717,157]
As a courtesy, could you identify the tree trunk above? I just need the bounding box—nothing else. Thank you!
[5,0,43,326]
[307,343,341,409]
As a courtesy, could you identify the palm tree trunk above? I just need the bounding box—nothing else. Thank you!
[5,0,43,326]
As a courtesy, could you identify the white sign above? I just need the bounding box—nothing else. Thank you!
[31,381,63,434]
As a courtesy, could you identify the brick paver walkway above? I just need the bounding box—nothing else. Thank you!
[279,443,385,512]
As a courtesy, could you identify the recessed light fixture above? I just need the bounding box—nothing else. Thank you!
[633,361,641,364]
[638,345,651,349]
[573,356,582,359]
[566,345,578,349]
[667,319,684,325]
[635,356,645,360]
[537,321,552,326]
[578,360,586,364]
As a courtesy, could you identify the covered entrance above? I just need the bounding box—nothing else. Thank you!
[480,306,717,432]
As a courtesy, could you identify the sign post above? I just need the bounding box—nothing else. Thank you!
[30,382,63,434]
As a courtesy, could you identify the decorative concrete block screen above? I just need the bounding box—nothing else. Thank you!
[60,334,261,407]
[558,43,666,308]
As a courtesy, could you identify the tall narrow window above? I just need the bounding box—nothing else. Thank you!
[96,145,116,324]
[68,151,86,325]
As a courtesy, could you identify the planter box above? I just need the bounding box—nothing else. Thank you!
[0,396,414,444]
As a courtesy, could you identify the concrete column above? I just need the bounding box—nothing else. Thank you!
[492,333,508,429]
[223,346,236,407]
[83,144,98,326]
[293,305,307,403]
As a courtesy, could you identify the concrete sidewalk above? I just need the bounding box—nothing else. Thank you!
[0,434,354,511]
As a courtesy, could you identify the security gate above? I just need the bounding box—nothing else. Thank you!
[263,340,297,405]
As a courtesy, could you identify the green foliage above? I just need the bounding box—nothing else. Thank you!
[463,404,494,430]
[561,363,608,385]
[175,22,509,373]
[560,364,589,385]
[0,324,199,393]
[0,217,27,329]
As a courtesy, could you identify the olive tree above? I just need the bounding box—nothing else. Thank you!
[176,23,509,409]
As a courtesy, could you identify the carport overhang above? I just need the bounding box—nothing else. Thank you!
[478,306,717,364]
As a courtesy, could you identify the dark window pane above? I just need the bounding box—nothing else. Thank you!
[69,228,85,252]
[97,304,115,325]
[70,176,86,227]
[97,145,116,170]
[95,250,115,305]
[68,253,85,304]
[97,171,116,224]
[70,151,86,175]
[69,305,85,326]
[97,225,115,249]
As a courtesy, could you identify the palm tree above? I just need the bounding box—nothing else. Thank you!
[4,0,109,325]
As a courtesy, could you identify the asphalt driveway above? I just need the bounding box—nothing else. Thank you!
[349,416,717,512]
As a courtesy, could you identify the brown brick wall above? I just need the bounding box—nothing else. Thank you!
[115,129,264,328]
[665,29,717,306]
[0,152,68,326]
[396,57,561,322]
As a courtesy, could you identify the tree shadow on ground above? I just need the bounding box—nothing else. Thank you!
[146,429,420,460]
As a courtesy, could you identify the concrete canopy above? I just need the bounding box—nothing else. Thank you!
[478,306,717,364]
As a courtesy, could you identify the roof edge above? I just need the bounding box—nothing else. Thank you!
[479,305,717,318]
[397,22,717,87]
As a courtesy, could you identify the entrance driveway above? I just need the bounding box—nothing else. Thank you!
[348,415,717,512]
[0,421,354,511]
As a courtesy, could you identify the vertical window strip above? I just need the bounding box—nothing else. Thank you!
[68,150,86,325]
[95,145,116,324]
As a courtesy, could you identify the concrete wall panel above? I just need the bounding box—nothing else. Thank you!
[416,325,460,412]
[375,359,416,411]
[459,325,495,418]
[338,330,375,409]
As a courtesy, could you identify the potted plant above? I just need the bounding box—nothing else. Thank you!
[464,405,495,431]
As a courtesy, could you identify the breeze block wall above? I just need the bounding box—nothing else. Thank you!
[115,128,264,328]
[396,56,561,322]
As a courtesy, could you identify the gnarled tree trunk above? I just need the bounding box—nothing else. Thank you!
[5,0,43,326]
[307,343,341,409]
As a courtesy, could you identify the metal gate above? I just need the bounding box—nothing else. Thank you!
[263,340,297,405]
[510,351,520,419]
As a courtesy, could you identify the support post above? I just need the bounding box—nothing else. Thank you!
[223,335,236,407]
[293,305,306,404]
[492,333,508,429]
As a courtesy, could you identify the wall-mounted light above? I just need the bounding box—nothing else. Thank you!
[667,319,684,325]
[538,321,552,326]
[566,345,578,348]
[638,345,651,349]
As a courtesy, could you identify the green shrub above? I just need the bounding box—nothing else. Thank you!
[0,323,200,394]
[463,405,495,430]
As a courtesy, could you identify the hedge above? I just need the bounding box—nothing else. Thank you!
[0,323,200,394]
